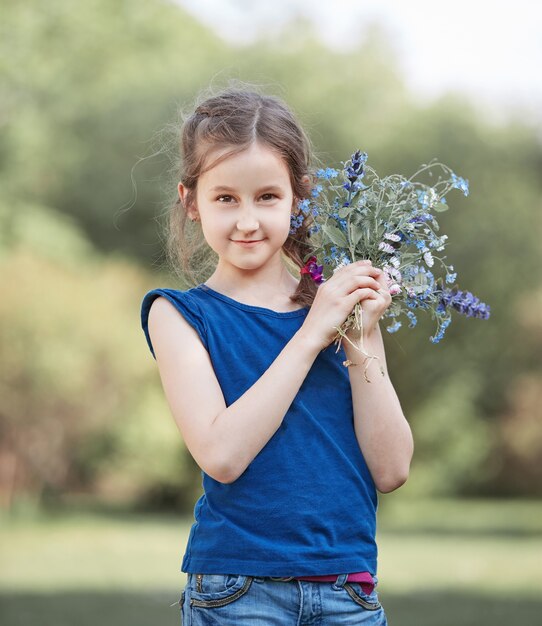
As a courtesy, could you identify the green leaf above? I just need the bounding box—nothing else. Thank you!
[351,223,364,246]
[322,223,348,247]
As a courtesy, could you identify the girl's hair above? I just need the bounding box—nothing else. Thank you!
[165,81,321,307]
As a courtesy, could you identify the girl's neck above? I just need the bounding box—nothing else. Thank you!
[204,267,300,311]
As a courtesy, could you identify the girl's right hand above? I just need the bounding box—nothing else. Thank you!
[300,260,383,351]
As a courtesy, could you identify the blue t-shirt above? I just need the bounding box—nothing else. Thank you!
[140,283,378,577]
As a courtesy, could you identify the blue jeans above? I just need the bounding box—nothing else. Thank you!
[179,573,388,625]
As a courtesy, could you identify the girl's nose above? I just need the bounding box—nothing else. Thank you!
[236,206,259,231]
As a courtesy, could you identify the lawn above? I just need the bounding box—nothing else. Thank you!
[1,497,541,625]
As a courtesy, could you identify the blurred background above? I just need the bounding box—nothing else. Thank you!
[1,1,541,624]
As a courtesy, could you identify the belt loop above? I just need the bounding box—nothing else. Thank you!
[333,573,348,589]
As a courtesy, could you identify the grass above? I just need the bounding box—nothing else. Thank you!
[1,497,541,625]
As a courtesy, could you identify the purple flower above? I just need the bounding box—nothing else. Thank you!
[300,256,325,284]
[344,150,368,184]
[409,214,432,224]
[437,287,491,319]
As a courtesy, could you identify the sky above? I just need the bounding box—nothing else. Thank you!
[176,0,542,127]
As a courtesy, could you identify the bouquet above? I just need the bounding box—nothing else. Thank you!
[291,150,490,381]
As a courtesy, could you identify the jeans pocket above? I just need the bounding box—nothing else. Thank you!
[342,582,382,611]
[178,590,186,625]
[189,574,253,608]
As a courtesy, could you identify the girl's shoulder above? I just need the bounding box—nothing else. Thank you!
[140,286,208,359]
[140,285,204,320]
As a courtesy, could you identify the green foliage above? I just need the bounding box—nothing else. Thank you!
[0,224,196,509]
[404,371,496,496]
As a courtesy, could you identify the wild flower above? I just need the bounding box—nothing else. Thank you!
[300,256,324,284]
[295,149,490,377]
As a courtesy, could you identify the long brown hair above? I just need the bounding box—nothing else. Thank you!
[165,80,322,307]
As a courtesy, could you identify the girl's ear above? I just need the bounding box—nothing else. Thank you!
[300,174,312,196]
[293,174,312,205]
[178,182,199,220]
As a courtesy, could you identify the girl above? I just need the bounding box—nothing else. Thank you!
[141,84,414,625]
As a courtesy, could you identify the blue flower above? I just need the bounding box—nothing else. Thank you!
[352,181,366,192]
[324,245,350,265]
[445,272,457,284]
[430,316,452,343]
[316,167,339,180]
[451,173,469,196]
[417,190,431,209]
[311,184,323,198]
[289,212,305,234]
[386,320,402,333]
[406,311,418,328]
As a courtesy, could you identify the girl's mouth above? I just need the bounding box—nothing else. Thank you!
[232,239,264,247]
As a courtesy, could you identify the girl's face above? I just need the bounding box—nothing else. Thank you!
[180,141,301,277]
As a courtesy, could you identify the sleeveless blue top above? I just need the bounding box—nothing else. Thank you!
[140,283,378,577]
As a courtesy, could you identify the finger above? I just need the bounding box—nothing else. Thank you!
[335,271,383,294]
[333,259,372,275]
[372,268,389,289]
[337,265,380,281]
[341,274,381,293]
[353,265,381,278]
[348,287,379,306]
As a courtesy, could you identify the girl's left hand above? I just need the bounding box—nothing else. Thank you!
[350,266,393,338]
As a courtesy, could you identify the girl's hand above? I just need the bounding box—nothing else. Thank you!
[351,264,393,339]
[300,260,389,351]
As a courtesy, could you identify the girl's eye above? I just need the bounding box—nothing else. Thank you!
[216,193,277,203]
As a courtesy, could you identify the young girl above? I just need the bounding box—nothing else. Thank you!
[141,84,414,625]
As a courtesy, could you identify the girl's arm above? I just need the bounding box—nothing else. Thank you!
[147,296,322,484]
[344,322,414,493]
